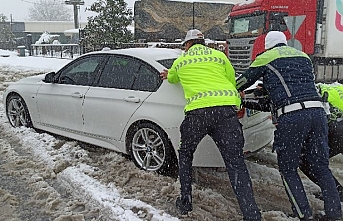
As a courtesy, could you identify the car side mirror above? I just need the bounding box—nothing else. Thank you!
[44,72,56,83]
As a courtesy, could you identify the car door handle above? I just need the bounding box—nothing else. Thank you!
[71,92,83,98]
[124,96,140,103]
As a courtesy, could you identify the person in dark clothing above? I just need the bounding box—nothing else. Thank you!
[160,29,261,221]
[300,83,343,203]
[236,31,342,221]
[242,84,343,203]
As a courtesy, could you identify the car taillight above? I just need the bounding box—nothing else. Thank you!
[237,107,245,119]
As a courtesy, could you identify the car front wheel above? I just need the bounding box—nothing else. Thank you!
[6,94,33,128]
[127,122,178,177]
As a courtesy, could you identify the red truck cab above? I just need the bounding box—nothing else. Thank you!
[226,0,318,75]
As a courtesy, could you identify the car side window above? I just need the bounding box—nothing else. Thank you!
[98,56,140,89]
[58,56,103,86]
[131,64,161,92]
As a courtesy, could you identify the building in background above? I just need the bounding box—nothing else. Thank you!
[5,21,87,46]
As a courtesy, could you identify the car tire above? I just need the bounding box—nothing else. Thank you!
[6,94,33,128]
[127,122,178,177]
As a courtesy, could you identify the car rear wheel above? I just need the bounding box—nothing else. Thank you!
[6,94,33,128]
[127,122,178,177]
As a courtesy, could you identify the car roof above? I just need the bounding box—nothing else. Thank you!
[88,48,182,61]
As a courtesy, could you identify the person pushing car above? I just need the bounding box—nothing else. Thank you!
[302,83,343,201]
[236,31,342,221]
[242,82,343,203]
[160,29,261,220]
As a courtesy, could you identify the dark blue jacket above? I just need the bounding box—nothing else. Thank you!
[236,45,322,110]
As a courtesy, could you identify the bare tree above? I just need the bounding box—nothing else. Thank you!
[29,0,72,21]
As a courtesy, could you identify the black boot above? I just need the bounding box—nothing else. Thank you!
[175,196,192,215]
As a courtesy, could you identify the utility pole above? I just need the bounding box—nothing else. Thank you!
[192,2,195,29]
[65,0,85,29]
[10,14,13,32]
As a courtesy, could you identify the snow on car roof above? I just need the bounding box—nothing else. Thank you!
[90,48,182,61]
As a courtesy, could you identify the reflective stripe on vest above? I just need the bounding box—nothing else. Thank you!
[266,64,292,97]
[175,56,226,71]
[335,87,343,100]
[186,89,239,104]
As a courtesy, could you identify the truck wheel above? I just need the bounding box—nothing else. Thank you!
[127,122,178,177]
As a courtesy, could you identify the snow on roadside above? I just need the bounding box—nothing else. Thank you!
[0,49,71,72]
[0,50,183,220]
[60,167,178,221]
[0,103,179,221]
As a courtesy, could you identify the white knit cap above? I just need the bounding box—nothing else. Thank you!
[265,31,287,49]
[182,29,204,46]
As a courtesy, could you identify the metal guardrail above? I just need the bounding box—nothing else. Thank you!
[31,43,80,59]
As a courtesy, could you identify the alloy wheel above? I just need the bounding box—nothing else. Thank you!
[7,97,30,127]
[131,127,166,171]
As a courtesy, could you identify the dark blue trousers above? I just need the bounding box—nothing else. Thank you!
[328,119,343,158]
[274,108,342,219]
[178,106,261,220]
[299,119,343,197]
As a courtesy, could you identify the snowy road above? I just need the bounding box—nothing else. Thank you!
[0,125,101,220]
[0,99,298,221]
[0,52,342,220]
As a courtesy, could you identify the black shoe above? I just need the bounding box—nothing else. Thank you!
[176,196,192,215]
[313,212,342,221]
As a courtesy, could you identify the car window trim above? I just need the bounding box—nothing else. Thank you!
[55,54,107,86]
[93,54,163,91]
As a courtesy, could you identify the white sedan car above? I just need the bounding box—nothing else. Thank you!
[3,48,275,176]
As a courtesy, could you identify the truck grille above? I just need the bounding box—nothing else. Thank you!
[227,38,255,76]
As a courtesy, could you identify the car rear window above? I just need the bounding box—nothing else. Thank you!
[157,58,177,69]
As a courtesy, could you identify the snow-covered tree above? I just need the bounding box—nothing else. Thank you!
[28,0,72,21]
[0,14,15,44]
[35,31,60,44]
[82,0,133,48]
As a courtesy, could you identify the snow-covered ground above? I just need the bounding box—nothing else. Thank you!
[0,49,342,220]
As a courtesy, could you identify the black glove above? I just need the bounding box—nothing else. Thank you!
[253,83,268,97]
[322,91,329,102]
[241,97,271,112]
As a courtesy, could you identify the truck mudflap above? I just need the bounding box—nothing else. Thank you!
[314,57,343,83]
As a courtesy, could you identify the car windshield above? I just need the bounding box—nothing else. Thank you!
[157,58,177,69]
[229,13,266,38]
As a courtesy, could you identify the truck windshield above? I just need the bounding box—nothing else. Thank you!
[229,13,266,38]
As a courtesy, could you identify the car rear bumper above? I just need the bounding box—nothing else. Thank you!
[165,115,275,168]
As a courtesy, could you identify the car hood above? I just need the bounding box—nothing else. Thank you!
[15,73,47,84]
